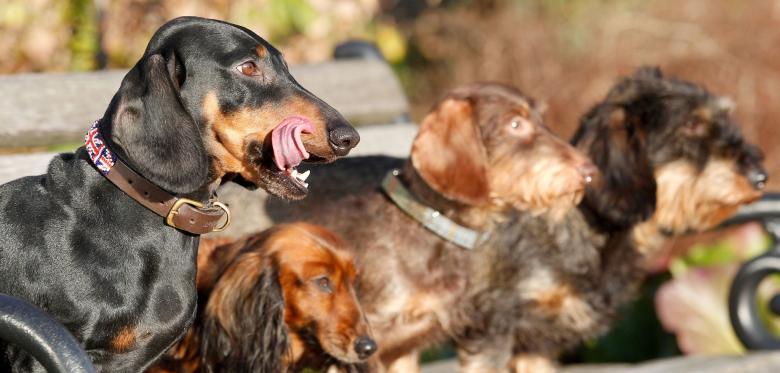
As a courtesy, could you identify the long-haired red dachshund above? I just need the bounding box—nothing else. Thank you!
[149,223,376,372]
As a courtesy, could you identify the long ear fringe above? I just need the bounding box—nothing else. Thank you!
[200,263,288,372]
[105,52,209,194]
[573,103,657,231]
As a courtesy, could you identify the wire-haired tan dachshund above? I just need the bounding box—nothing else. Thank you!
[149,223,374,373]
[263,83,596,372]
[457,67,768,373]
[0,17,358,372]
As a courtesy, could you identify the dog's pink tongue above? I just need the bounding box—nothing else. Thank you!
[271,116,313,171]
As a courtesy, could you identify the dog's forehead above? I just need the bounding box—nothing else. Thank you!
[285,245,354,280]
[468,85,533,108]
[148,17,281,62]
[480,95,541,127]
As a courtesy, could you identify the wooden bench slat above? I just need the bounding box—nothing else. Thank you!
[0,60,409,148]
[0,124,417,186]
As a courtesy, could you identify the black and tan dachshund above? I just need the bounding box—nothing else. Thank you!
[0,17,358,372]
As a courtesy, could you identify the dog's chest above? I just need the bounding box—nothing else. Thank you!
[517,264,599,333]
[83,234,199,361]
[367,281,460,358]
[102,282,198,354]
[367,251,469,355]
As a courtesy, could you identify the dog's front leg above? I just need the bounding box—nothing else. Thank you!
[384,350,420,373]
[509,353,557,373]
[456,335,513,373]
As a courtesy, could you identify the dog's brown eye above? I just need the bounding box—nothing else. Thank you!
[314,277,333,293]
[237,61,259,76]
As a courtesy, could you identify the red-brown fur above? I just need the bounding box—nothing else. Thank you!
[149,223,374,372]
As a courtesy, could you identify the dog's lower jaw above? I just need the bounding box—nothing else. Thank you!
[256,167,308,200]
[631,220,668,258]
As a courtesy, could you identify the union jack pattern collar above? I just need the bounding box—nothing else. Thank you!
[81,119,230,234]
[84,120,116,176]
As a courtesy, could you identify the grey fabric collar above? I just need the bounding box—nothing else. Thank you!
[381,169,488,250]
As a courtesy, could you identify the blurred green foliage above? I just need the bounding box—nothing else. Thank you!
[670,234,771,276]
[576,226,775,362]
[258,0,317,44]
[66,0,98,71]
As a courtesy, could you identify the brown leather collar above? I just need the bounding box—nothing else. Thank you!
[85,121,230,235]
[105,161,230,235]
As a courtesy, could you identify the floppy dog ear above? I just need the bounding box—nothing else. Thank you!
[573,105,657,231]
[106,51,208,194]
[200,256,288,372]
[411,98,490,206]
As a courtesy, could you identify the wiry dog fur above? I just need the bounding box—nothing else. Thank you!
[264,83,595,371]
[149,223,374,373]
[456,67,767,372]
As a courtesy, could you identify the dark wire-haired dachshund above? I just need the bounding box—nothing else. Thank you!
[456,67,767,372]
[0,17,358,372]
[263,83,596,371]
[149,223,375,373]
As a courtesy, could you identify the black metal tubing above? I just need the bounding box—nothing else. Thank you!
[725,192,780,350]
[720,193,780,228]
[0,294,95,373]
[728,251,780,349]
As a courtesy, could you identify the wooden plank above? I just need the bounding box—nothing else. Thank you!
[0,59,409,148]
[562,351,780,372]
[424,352,780,373]
[0,152,60,185]
[0,123,417,237]
[0,122,414,180]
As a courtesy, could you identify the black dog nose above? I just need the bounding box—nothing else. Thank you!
[749,169,768,190]
[328,124,360,156]
[354,336,377,359]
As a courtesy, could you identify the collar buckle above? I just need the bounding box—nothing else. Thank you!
[210,201,232,232]
[166,199,232,233]
[166,198,204,228]
[87,119,231,235]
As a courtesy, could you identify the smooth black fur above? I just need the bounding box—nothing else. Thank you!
[0,17,353,372]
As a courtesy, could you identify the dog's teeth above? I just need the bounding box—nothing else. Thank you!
[302,181,309,188]
[298,170,310,181]
[291,169,298,178]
